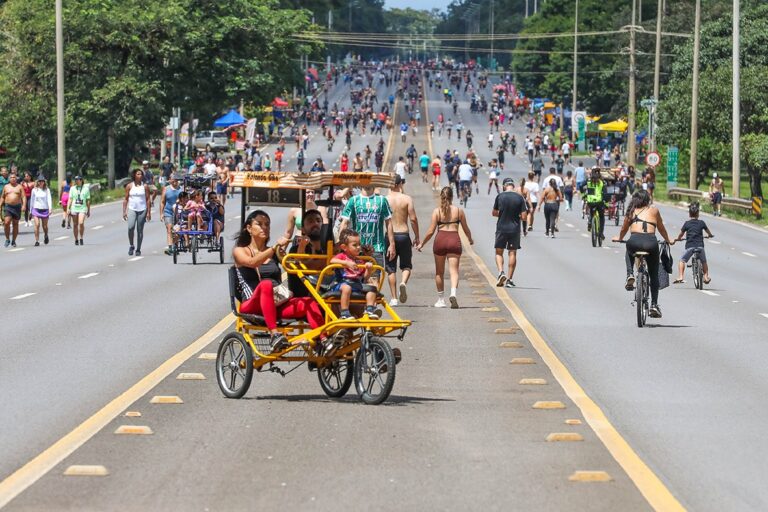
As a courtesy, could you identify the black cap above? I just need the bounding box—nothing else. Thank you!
[74,175,83,181]
[502,177,515,187]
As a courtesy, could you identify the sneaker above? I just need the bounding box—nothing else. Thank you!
[365,308,380,320]
[649,304,662,318]
[339,311,354,320]
[164,247,171,255]
[389,298,399,307]
[61,220,66,228]
[528,226,533,232]
[545,230,550,237]
[44,235,49,245]
[128,246,135,256]
[505,280,516,288]
[79,239,83,245]
[496,272,507,287]
[449,296,459,309]
[11,241,16,248]
[135,250,141,256]
[4,240,9,248]
[269,332,288,352]
[34,241,40,247]
[625,275,635,291]
[399,282,408,303]
[74,239,79,246]
[434,298,447,308]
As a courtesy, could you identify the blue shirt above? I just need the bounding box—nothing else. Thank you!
[575,166,586,183]
[163,185,181,217]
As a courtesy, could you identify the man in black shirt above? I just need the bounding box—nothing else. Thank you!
[492,178,528,288]
[286,209,329,298]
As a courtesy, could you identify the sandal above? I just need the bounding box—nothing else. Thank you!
[673,279,685,284]
[703,277,711,284]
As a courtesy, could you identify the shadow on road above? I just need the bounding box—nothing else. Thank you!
[645,324,692,329]
[250,394,455,406]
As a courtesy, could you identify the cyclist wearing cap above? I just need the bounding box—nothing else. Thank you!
[584,168,606,242]
[492,178,527,288]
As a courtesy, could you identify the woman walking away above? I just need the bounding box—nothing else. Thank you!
[21,172,34,227]
[122,168,151,256]
[563,170,575,211]
[613,190,675,318]
[30,176,52,246]
[417,187,473,309]
[59,173,72,229]
[538,178,563,238]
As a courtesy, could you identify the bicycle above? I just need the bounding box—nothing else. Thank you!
[679,236,712,290]
[586,202,603,248]
[619,241,651,328]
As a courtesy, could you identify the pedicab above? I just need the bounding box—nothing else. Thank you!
[172,174,225,264]
[216,171,411,405]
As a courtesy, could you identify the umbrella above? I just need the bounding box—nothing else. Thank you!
[272,97,289,108]
[213,109,246,128]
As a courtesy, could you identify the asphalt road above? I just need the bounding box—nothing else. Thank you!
[2,84,651,510]
[421,77,768,511]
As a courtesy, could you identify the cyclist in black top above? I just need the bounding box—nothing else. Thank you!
[674,202,713,284]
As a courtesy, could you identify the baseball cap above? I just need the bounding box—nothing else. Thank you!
[74,175,83,181]
[142,160,149,165]
[502,177,515,187]
[712,172,718,178]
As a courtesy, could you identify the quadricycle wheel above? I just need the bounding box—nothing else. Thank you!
[318,359,354,398]
[216,332,253,399]
[353,334,396,405]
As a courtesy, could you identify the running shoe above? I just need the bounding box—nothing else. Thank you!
[11,241,16,248]
[434,298,447,308]
[269,333,288,352]
[389,298,399,307]
[365,307,381,320]
[128,246,135,256]
[34,241,40,247]
[649,304,662,318]
[79,239,83,245]
[44,235,49,245]
[625,275,635,291]
[399,282,408,303]
[449,296,459,309]
[135,250,141,256]
[496,272,507,287]
[505,280,516,288]
[74,239,79,246]
[4,240,9,248]
[339,311,354,320]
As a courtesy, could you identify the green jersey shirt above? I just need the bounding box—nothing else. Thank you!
[68,184,90,213]
[340,194,392,253]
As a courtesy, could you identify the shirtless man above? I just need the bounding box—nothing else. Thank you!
[384,175,420,306]
[216,162,229,206]
[709,172,724,217]
[1,173,25,247]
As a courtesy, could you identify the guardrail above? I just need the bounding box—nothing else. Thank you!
[668,187,754,215]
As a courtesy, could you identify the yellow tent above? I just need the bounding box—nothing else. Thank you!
[598,120,628,132]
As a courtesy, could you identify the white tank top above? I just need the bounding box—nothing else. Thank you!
[128,183,147,211]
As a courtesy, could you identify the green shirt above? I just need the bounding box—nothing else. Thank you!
[68,184,90,213]
[340,194,392,253]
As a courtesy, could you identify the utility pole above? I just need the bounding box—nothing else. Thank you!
[534,0,538,15]
[55,0,65,189]
[572,0,579,140]
[732,0,740,197]
[627,0,637,168]
[489,0,494,70]
[689,0,701,189]
[525,0,529,18]
[651,0,663,151]
[107,127,115,189]
[327,10,332,73]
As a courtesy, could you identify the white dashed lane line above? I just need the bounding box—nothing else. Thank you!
[761,313,768,320]
[54,236,69,241]
[78,272,99,279]
[91,225,104,230]
[700,290,719,297]
[8,248,24,252]
[128,256,144,262]
[10,293,36,300]
[580,233,589,238]
[742,252,757,258]
[709,240,721,245]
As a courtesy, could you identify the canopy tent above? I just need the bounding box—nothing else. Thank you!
[272,97,289,108]
[213,109,246,128]
[598,120,628,132]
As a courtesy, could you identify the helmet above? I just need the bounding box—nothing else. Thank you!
[689,202,700,216]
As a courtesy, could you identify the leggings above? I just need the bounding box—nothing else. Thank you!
[240,280,324,330]
[625,233,660,304]
[544,202,559,233]
[127,209,147,250]
[24,199,31,222]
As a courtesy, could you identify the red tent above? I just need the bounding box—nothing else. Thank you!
[272,97,289,108]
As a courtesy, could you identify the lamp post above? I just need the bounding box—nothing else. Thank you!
[55,0,65,190]
[571,0,578,140]
[732,0,740,197]
[689,0,701,189]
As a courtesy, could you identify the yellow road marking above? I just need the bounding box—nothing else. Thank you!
[482,307,501,312]
[0,314,234,508]
[456,227,685,510]
[533,401,566,410]
[62,465,109,477]
[569,471,613,482]
[499,341,523,348]
[546,433,584,442]
[176,372,206,380]
[494,327,519,334]
[124,411,142,417]
[486,317,506,323]
[150,395,184,404]
[476,298,494,304]
[566,419,583,425]
[519,378,547,385]
[510,358,535,365]
[114,425,153,435]
[197,352,217,360]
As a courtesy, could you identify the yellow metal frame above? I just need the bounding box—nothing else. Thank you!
[233,246,410,370]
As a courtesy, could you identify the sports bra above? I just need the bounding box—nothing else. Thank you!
[437,208,460,228]
[630,208,657,233]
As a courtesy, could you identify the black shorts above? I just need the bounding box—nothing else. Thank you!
[420,166,428,174]
[495,231,521,251]
[385,233,413,273]
[3,203,21,220]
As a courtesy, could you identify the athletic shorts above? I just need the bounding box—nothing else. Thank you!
[711,192,722,204]
[459,180,472,191]
[420,166,428,174]
[3,203,21,220]
[385,233,413,273]
[495,231,521,251]
[216,183,228,195]
[680,247,707,263]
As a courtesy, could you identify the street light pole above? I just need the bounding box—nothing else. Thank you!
[627,0,637,168]
[651,0,663,152]
[689,0,701,189]
[732,0,740,197]
[55,0,65,189]
[571,0,578,140]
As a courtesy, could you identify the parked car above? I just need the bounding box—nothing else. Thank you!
[193,130,229,152]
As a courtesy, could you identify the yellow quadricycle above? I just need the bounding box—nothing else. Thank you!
[215,171,410,405]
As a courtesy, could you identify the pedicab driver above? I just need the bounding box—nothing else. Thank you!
[492,178,528,288]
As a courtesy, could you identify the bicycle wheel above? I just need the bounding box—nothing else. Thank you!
[591,213,599,247]
[219,236,225,264]
[318,359,354,398]
[172,243,178,264]
[216,332,253,399]
[191,236,198,265]
[353,335,396,405]
[635,271,648,328]
[693,257,703,290]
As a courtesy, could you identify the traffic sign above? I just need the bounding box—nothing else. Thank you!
[645,151,660,167]
[667,146,679,187]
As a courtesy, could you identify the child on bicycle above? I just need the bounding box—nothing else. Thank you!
[184,190,207,232]
[331,228,379,320]
[674,202,714,284]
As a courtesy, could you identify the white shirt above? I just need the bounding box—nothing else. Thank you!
[30,187,52,210]
[127,183,147,211]
[524,181,540,203]
[393,161,407,178]
[458,163,474,181]
[543,174,563,189]
[204,163,217,174]
[562,142,570,154]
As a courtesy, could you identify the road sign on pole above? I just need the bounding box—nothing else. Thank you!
[645,151,660,167]
[667,146,679,188]
[572,111,586,151]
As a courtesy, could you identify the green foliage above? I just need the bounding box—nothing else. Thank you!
[0,0,320,176]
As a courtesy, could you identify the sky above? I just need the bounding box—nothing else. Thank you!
[384,0,448,12]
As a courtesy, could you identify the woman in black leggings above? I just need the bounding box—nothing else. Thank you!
[613,190,675,318]
[538,178,562,238]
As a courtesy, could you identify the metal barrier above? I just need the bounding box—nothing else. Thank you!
[667,187,753,215]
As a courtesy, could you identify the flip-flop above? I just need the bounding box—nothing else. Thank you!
[673,279,685,284]
[703,277,712,284]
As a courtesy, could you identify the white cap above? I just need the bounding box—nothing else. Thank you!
[142,160,149,165]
